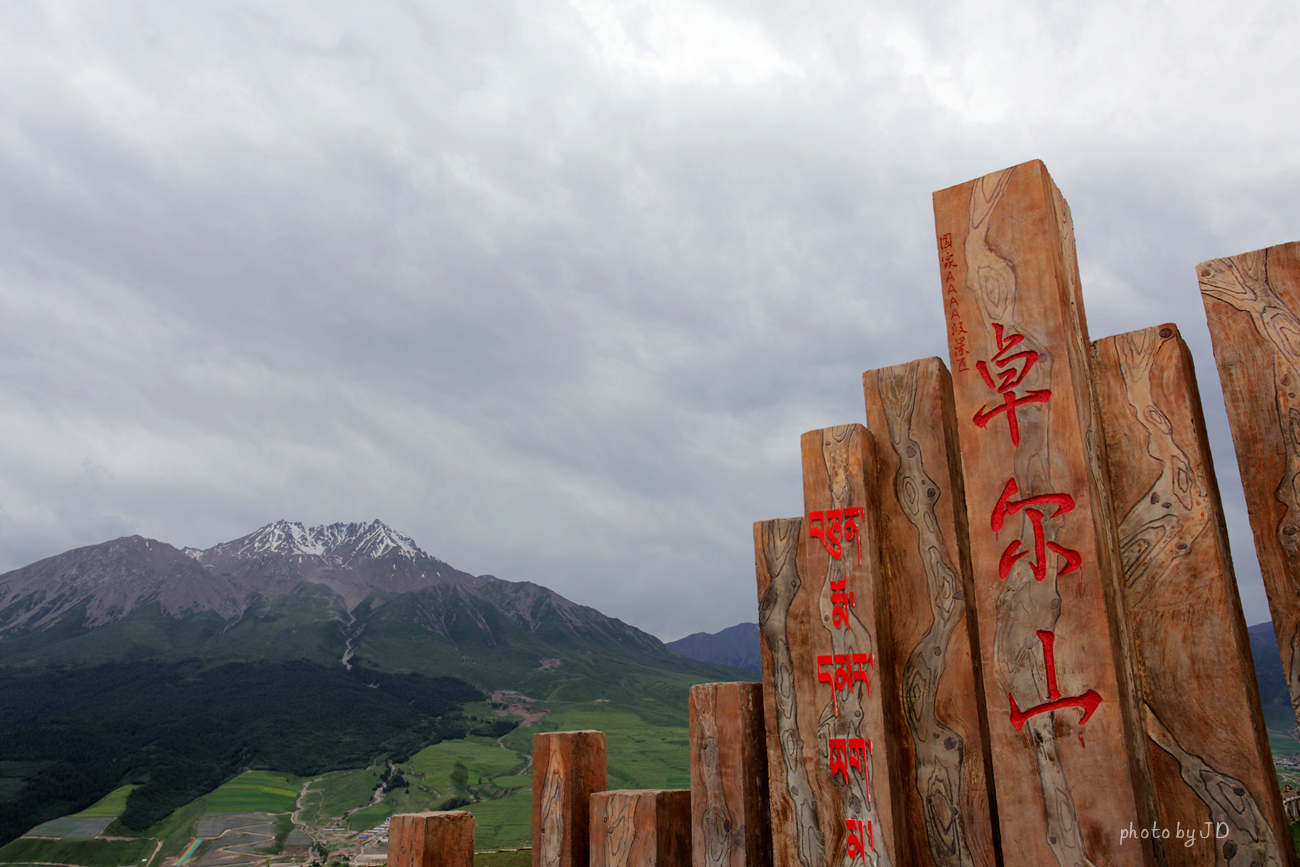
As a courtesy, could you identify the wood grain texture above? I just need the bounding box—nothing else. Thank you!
[1094,323,1293,867]
[689,682,772,867]
[1198,241,1300,737]
[590,789,691,867]
[862,358,999,867]
[933,160,1157,867]
[756,425,903,867]
[755,517,826,867]
[388,811,474,867]
[533,730,608,867]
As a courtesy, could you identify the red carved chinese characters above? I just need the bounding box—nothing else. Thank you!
[939,233,971,372]
[1008,631,1102,730]
[972,325,1051,446]
[990,479,1082,582]
[809,508,866,565]
[972,324,1102,732]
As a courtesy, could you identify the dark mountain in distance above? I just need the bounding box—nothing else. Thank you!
[0,519,751,847]
[0,519,745,699]
[1247,619,1293,729]
[667,622,760,676]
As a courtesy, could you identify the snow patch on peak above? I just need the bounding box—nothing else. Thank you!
[181,547,205,560]
[212,519,430,563]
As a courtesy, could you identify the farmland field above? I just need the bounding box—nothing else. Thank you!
[0,836,154,867]
[72,786,138,818]
[204,771,301,814]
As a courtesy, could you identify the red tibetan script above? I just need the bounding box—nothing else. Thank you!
[809,508,866,565]
[991,478,1083,582]
[846,819,874,859]
[827,737,871,788]
[830,579,854,628]
[973,324,1051,446]
[816,653,874,715]
[1009,630,1102,730]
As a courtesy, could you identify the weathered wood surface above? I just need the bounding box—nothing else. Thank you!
[755,425,903,867]
[689,682,772,867]
[933,160,1158,866]
[1094,323,1293,866]
[388,811,474,867]
[862,358,999,867]
[1198,241,1300,738]
[590,789,691,867]
[533,730,608,867]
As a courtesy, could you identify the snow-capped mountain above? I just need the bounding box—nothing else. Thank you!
[0,519,674,682]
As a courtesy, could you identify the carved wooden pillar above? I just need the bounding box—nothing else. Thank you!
[590,789,691,867]
[388,811,473,867]
[688,681,771,867]
[755,423,905,867]
[863,357,1000,867]
[533,730,608,867]
[1094,322,1295,866]
[1198,241,1300,737]
[933,159,1159,866]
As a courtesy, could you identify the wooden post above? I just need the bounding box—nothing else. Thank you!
[1093,322,1296,866]
[862,357,1000,867]
[590,789,691,867]
[388,811,474,867]
[688,682,771,867]
[933,160,1159,866]
[755,424,905,867]
[1198,241,1300,735]
[534,730,608,867]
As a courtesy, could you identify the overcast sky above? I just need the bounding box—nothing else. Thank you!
[0,1,1297,641]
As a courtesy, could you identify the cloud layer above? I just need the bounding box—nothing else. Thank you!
[0,0,1296,639]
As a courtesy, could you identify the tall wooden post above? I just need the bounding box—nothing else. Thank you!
[388,811,474,867]
[1093,323,1295,866]
[1198,241,1300,735]
[590,789,691,867]
[534,730,608,867]
[932,160,1159,866]
[863,357,1000,867]
[755,424,905,867]
[688,682,772,867]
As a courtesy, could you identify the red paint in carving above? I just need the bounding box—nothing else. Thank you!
[972,325,1052,444]
[828,737,849,783]
[816,654,838,716]
[809,507,864,565]
[1008,630,1102,730]
[817,653,874,715]
[830,579,855,629]
[846,820,874,859]
[973,389,1052,445]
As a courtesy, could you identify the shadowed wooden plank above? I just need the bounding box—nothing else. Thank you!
[388,811,473,867]
[1094,323,1294,867]
[689,682,772,867]
[534,730,608,867]
[590,789,691,867]
[863,357,1000,867]
[1198,241,1300,741]
[933,160,1158,867]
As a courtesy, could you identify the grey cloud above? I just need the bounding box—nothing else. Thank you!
[0,0,1295,639]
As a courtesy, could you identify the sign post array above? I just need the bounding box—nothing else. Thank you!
[754,159,1292,866]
